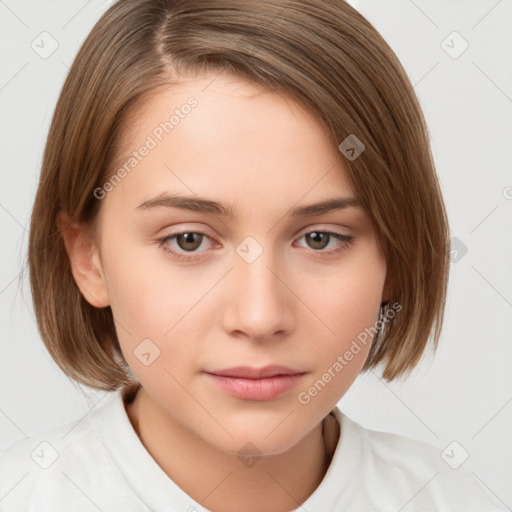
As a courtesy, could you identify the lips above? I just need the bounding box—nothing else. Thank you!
[205,365,305,379]
[203,365,307,401]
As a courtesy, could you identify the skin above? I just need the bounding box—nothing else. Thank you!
[59,71,389,512]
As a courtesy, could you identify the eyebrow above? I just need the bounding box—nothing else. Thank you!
[135,193,361,218]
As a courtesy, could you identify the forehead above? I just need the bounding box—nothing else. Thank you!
[100,72,358,221]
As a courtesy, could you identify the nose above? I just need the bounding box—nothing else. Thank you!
[222,241,294,342]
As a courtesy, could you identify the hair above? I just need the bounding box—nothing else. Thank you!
[26,0,450,391]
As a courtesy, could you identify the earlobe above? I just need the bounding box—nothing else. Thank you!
[57,212,110,308]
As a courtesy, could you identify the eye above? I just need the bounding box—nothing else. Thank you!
[295,230,354,256]
[157,231,215,261]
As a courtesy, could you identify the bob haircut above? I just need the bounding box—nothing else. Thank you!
[27,0,450,391]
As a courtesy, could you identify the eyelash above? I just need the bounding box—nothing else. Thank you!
[156,230,354,261]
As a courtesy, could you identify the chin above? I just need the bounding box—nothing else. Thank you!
[203,422,307,459]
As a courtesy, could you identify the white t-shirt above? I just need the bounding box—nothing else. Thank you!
[0,386,506,512]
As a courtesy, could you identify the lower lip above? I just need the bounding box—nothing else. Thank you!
[204,373,306,401]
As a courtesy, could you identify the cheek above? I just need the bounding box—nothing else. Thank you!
[301,247,385,383]
[296,290,380,412]
[100,231,196,332]
[308,252,386,343]
[101,244,225,381]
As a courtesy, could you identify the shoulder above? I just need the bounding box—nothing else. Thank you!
[0,391,146,512]
[332,408,508,511]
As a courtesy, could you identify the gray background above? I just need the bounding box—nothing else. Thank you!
[1,0,511,507]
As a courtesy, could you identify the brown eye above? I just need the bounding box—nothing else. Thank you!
[295,230,354,257]
[304,231,331,250]
[175,232,204,252]
[157,230,215,260]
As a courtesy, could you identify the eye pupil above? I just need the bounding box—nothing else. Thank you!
[177,232,202,251]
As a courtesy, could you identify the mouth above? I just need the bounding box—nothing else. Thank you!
[203,365,307,401]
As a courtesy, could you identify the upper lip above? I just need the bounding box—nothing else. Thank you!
[205,365,306,379]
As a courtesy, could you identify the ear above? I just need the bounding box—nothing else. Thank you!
[57,212,110,308]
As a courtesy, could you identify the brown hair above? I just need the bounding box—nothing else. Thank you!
[26,0,450,391]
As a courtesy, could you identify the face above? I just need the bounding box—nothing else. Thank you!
[76,72,387,456]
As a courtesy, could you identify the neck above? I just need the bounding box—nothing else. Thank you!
[124,385,340,512]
